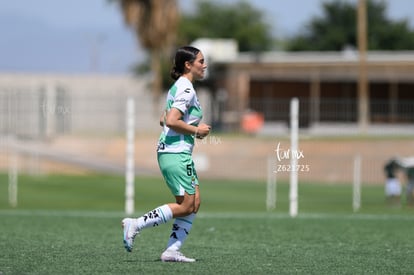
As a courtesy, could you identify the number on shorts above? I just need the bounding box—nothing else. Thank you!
[186,164,192,176]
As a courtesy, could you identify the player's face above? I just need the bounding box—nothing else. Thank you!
[190,52,207,80]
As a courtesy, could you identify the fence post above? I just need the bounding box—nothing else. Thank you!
[125,97,135,215]
[290,98,299,217]
[353,155,362,212]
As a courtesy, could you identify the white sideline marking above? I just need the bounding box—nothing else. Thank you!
[0,209,413,221]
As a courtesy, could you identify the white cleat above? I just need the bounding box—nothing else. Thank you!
[161,249,196,263]
[122,218,139,252]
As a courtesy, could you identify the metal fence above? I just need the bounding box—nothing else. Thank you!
[1,74,413,186]
[250,97,414,127]
[0,74,156,139]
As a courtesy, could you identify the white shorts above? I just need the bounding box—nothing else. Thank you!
[385,178,401,196]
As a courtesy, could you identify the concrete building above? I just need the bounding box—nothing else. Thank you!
[212,50,414,134]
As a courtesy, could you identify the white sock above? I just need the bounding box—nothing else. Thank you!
[165,213,196,251]
[136,204,173,230]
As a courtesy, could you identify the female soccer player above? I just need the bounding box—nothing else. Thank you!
[122,46,211,263]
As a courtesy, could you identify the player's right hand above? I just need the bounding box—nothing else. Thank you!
[196,123,211,139]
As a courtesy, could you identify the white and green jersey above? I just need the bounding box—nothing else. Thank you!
[157,77,203,154]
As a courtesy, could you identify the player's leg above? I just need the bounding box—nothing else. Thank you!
[165,186,200,247]
[161,187,199,262]
[122,153,198,253]
[122,192,197,253]
[122,203,174,252]
[162,157,200,262]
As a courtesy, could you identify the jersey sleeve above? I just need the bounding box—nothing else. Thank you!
[171,87,194,114]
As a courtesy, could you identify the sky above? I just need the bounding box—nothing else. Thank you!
[0,0,413,74]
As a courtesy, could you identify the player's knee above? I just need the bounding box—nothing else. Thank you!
[177,192,197,215]
[193,198,201,213]
[177,201,195,215]
[184,204,195,215]
[193,203,200,213]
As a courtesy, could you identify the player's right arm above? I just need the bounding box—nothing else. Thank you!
[165,108,211,138]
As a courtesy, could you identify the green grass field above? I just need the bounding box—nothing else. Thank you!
[1,173,413,274]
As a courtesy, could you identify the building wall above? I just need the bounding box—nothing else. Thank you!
[219,52,414,129]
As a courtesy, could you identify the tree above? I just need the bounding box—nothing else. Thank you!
[113,0,274,91]
[111,0,179,105]
[287,0,414,51]
[178,0,273,52]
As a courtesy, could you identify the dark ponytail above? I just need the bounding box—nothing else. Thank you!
[170,46,200,80]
